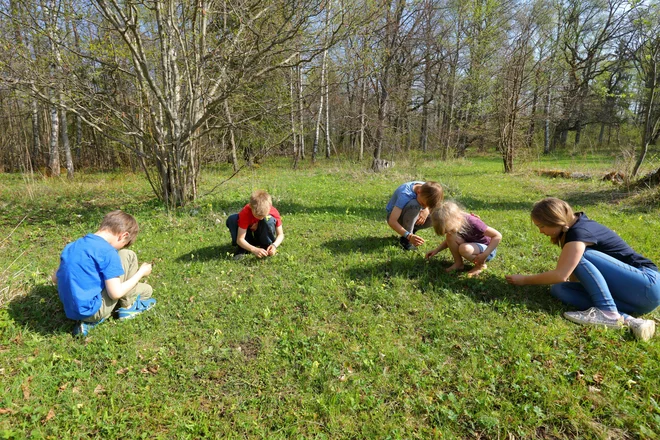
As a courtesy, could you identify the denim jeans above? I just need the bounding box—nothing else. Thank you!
[226,213,276,249]
[550,248,660,319]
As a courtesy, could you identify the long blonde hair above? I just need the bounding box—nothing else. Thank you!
[531,197,575,246]
[431,201,466,236]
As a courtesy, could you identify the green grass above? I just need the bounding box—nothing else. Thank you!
[1,154,660,439]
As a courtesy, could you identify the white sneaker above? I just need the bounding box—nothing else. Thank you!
[626,318,656,342]
[563,307,624,329]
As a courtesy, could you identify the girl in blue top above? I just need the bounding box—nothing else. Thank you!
[506,197,660,341]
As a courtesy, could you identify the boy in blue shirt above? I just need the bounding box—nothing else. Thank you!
[386,181,443,250]
[52,210,155,336]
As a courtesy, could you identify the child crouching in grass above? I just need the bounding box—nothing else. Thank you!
[425,201,502,277]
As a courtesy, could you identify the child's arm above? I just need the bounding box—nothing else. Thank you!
[236,227,269,258]
[267,225,284,256]
[51,267,58,284]
[388,207,424,246]
[105,263,152,300]
[473,227,502,265]
[506,241,585,285]
[425,239,448,259]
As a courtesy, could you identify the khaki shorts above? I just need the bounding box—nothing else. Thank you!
[83,249,152,322]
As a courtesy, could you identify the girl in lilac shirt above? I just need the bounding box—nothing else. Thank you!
[426,201,502,277]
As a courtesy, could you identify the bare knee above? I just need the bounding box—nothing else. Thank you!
[459,243,477,260]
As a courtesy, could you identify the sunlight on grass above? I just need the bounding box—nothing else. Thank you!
[1,155,659,438]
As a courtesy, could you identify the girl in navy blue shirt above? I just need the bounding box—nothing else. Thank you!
[506,197,659,341]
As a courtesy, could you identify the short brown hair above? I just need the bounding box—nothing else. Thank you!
[249,190,272,217]
[99,210,139,247]
[531,197,575,246]
[431,201,466,236]
[419,181,444,210]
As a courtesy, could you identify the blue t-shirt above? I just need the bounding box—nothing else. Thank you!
[564,213,657,270]
[56,234,125,320]
[386,181,425,213]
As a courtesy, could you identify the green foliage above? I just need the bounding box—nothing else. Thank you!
[0,155,659,438]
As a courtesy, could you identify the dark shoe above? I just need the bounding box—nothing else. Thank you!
[233,247,248,260]
[399,236,416,251]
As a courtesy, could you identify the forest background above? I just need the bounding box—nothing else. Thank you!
[2,0,660,438]
[0,0,659,206]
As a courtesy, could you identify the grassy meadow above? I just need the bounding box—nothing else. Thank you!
[1,153,660,439]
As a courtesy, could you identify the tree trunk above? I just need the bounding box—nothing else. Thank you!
[48,103,60,177]
[31,96,41,170]
[313,26,329,162]
[298,63,305,160]
[224,100,239,172]
[290,67,298,159]
[526,69,540,149]
[324,75,331,159]
[632,60,658,178]
[60,104,73,179]
[359,77,366,162]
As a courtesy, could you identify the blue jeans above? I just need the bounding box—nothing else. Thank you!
[226,214,276,249]
[550,249,660,319]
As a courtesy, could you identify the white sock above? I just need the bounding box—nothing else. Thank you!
[601,310,620,320]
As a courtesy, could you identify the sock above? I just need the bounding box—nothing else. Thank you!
[601,310,621,320]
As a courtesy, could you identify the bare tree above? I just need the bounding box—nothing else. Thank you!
[495,2,541,172]
[630,3,660,178]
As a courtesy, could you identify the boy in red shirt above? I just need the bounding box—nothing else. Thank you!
[226,190,284,259]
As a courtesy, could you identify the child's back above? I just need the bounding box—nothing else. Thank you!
[53,210,155,336]
[57,234,124,320]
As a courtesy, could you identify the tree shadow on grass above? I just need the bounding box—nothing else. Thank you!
[209,200,386,222]
[175,244,236,262]
[322,236,397,254]
[453,195,536,213]
[6,285,72,336]
[343,257,562,315]
[562,188,650,211]
[2,197,163,229]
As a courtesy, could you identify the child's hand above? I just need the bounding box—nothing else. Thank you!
[409,234,424,246]
[139,263,152,276]
[473,253,487,265]
[505,274,525,285]
[425,249,439,260]
[267,245,277,256]
[252,248,269,258]
[416,208,429,225]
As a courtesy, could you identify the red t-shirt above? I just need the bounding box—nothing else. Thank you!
[237,204,282,230]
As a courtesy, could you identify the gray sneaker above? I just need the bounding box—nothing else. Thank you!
[626,318,656,341]
[563,307,624,329]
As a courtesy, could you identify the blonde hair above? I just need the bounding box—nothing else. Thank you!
[531,197,575,246]
[99,210,139,247]
[431,201,466,236]
[419,181,444,210]
[249,190,272,217]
